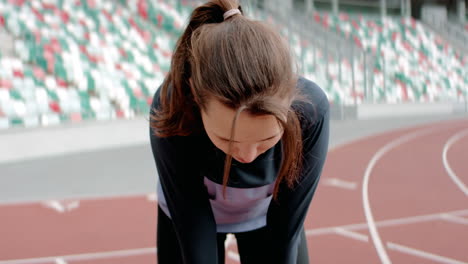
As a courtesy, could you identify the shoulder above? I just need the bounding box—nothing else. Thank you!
[297,76,328,105]
[293,76,330,127]
[150,82,208,148]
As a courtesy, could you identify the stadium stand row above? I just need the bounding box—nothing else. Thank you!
[312,12,468,103]
[0,0,178,128]
[0,0,467,129]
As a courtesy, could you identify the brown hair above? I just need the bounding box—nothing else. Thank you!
[150,0,303,200]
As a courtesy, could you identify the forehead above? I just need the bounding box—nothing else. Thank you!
[202,98,281,142]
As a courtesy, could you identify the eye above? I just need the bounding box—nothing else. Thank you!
[217,138,233,145]
[262,134,280,142]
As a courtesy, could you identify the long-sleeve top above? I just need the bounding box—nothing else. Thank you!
[149,76,330,264]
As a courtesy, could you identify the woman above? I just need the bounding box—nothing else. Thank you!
[149,0,329,263]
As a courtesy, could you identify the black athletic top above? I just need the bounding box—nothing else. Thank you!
[149,76,330,264]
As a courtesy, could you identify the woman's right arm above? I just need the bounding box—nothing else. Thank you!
[149,89,219,264]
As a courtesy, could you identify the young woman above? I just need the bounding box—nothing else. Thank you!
[149,0,329,263]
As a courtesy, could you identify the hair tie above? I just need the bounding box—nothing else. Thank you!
[223,8,241,20]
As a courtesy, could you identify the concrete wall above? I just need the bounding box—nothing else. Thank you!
[329,102,467,120]
[357,102,467,119]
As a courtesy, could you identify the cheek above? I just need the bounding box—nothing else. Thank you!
[259,136,282,153]
[214,142,230,154]
[258,141,275,154]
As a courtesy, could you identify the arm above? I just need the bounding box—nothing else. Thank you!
[266,97,330,263]
[149,89,219,264]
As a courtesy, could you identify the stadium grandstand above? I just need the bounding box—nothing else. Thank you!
[0,0,467,129]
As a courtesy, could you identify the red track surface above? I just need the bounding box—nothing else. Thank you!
[1,118,467,264]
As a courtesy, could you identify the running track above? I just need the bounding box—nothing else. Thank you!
[1,118,467,264]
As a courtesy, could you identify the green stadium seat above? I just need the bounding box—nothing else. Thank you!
[311,12,468,103]
[1,0,465,129]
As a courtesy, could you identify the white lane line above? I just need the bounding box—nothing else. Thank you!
[333,228,369,242]
[41,200,80,213]
[387,242,468,264]
[306,209,468,237]
[42,200,66,213]
[363,128,439,264]
[318,228,468,264]
[54,258,67,264]
[442,129,468,196]
[322,178,357,190]
[314,228,468,264]
[225,233,236,248]
[0,192,154,206]
[440,214,468,225]
[227,251,241,262]
[225,234,240,262]
[0,247,156,264]
[310,226,468,263]
[147,192,157,202]
[357,209,468,231]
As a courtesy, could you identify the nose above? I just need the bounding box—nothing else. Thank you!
[234,144,258,163]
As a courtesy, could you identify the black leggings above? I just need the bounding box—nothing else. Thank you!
[157,206,309,264]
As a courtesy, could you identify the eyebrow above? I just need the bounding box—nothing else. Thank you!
[216,133,280,143]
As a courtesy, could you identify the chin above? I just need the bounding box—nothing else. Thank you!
[233,156,253,164]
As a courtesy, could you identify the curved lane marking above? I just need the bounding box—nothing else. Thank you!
[440,213,468,225]
[363,127,443,264]
[442,128,468,196]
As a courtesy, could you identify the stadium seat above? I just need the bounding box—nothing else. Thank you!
[1,0,466,129]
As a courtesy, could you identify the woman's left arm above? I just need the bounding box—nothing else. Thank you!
[266,98,330,263]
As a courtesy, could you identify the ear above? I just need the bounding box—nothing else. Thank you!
[188,77,195,97]
[189,78,197,95]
